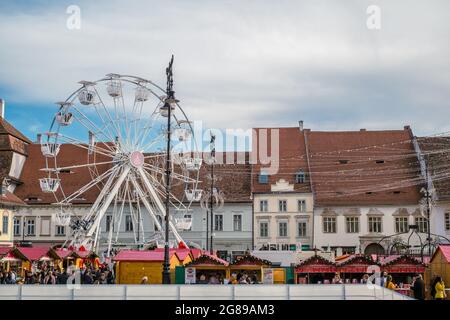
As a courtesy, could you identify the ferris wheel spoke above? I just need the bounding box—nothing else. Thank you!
[86,166,131,238]
[57,165,118,205]
[129,177,163,232]
[137,167,188,246]
[55,133,117,158]
[92,86,123,142]
[71,106,117,151]
[114,177,130,244]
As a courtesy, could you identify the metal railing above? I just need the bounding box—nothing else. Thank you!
[0,284,413,300]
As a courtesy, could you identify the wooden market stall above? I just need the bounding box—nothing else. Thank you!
[73,248,99,270]
[182,253,230,284]
[428,245,450,300]
[336,254,379,284]
[294,255,336,284]
[113,250,182,284]
[52,248,81,271]
[380,254,426,295]
[230,254,272,284]
[7,246,58,276]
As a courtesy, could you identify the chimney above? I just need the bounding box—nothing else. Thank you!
[298,120,304,131]
[0,99,5,118]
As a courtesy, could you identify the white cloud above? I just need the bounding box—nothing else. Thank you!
[0,0,449,136]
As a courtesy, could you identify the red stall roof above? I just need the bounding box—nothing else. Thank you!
[13,247,52,261]
[186,253,229,267]
[337,254,379,274]
[380,255,426,273]
[431,245,450,264]
[231,254,272,267]
[295,255,336,274]
[113,250,177,262]
[153,248,192,261]
[0,247,12,257]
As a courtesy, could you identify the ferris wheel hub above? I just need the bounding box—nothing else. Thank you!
[129,150,145,168]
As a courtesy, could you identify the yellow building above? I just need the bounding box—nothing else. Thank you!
[113,250,182,284]
[0,186,26,247]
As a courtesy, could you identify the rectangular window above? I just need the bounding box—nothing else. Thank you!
[125,215,133,232]
[297,221,307,237]
[415,217,428,233]
[279,200,287,212]
[298,200,306,212]
[295,171,306,183]
[214,214,223,231]
[27,218,35,236]
[258,173,269,184]
[13,217,20,236]
[233,215,242,231]
[323,217,336,233]
[56,225,65,236]
[260,200,268,212]
[260,222,268,237]
[395,217,409,233]
[278,221,288,237]
[368,216,382,233]
[346,217,360,233]
[105,215,113,232]
[2,215,8,234]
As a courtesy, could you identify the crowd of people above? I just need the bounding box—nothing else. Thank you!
[0,262,116,285]
[189,272,260,285]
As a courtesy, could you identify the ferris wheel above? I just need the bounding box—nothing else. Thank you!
[38,66,202,253]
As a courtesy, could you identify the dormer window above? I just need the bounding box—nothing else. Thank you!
[375,160,385,164]
[295,170,306,184]
[338,160,349,164]
[0,178,8,196]
[258,172,269,184]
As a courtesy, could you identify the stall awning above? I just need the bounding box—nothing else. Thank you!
[381,255,426,273]
[186,253,229,267]
[337,254,379,273]
[294,255,336,273]
[231,254,272,268]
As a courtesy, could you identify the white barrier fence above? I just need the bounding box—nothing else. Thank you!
[0,284,412,300]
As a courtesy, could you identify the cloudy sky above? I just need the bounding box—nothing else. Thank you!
[0,0,449,143]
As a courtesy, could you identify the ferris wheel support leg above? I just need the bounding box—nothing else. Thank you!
[86,166,131,238]
[129,178,163,231]
[137,167,187,247]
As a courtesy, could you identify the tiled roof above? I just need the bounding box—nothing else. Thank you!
[306,128,422,206]
[0,191,26,206]
[14,145,251,204]
[0,117,32,143]
[251,127,311,193]
[417,137,450,201]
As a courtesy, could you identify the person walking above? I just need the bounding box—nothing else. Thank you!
[434,276,446,300]
[410,274,425,300]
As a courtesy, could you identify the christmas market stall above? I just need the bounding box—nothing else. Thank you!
[428,245,450,300]
[7,246,58,276]
[113,250,182,284]
[294,255,336,284]
[72,246,100,270]
[52,248,81,271]
[180,253,230,284]
[230,254,273,284]
[336,254,379,284]
[380,254,427,294]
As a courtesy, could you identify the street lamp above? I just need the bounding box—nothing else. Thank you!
[162,55,177,284]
